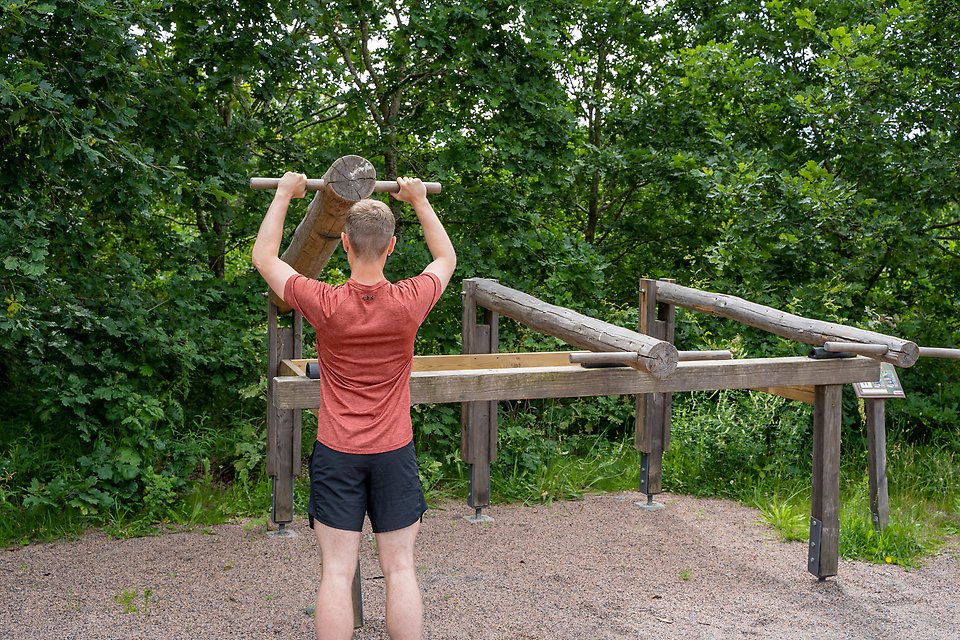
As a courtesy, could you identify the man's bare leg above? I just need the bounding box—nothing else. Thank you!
[375,520,422,640]
[314,523,362,640]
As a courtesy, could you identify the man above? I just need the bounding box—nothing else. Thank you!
[252,172,456,640]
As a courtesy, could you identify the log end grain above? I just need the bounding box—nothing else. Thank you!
[642,342,679,379]
[325,155,376,201]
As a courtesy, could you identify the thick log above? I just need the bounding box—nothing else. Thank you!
[273,356,880,409]
[653,281,919,368]
[271,155,377,312]
[469,278,678,379]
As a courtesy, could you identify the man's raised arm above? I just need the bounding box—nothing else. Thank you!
[391,177,456,290]
[251,172,307,300]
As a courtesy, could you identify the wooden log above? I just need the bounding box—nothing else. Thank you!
[251,177,442,194]
[271,155,377,313]
[469,278,678,379]
[919,346,960,359]
[653,281,919,368]
[273,356,880,409]
[809,384,843,579]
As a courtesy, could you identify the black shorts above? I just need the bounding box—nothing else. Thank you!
[307,439,428,534]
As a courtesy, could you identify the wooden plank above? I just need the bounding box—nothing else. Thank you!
[654,280,919,368]
[754,385,815,404]
[274,356,881,410]
[273,324,296,525]
[469,278,679,379]
[865,398,890,531]
[810,384,843,579]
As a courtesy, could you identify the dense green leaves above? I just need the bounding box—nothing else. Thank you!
[1,0,957,526]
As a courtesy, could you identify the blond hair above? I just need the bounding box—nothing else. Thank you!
[344,199,395,260]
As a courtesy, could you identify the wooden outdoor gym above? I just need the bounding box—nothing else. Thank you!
[253,155,960,625]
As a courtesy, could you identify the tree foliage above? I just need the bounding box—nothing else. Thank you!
[1,0,957,519]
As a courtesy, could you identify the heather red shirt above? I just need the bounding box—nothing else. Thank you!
[284,272,442,454]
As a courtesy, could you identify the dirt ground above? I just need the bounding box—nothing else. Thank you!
[2,491,958,639]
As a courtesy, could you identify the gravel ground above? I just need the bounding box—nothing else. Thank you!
[2,491,958,639]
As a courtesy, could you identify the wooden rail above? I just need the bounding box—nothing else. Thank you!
[653,281,919,368]
[468,279,679,379]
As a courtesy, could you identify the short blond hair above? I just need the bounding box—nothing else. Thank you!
[344,199,395,260]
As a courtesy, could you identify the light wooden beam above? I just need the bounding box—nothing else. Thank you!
[273,356,879,410]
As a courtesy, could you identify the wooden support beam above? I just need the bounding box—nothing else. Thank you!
[636,278,675,497]
[653,280,919,368]
[865,398,891,531]
[273,356,880,410]
[271,155,377,313]
[267,304,300,526]
[809,384,843,579]
[469,278,679,379]
[461,280,499,516]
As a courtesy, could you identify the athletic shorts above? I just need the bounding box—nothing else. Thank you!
[307,439,428,534]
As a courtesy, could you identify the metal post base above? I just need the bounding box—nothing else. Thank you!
[267,522,298,538]
[635,494,665,511]
[464,507,494,524]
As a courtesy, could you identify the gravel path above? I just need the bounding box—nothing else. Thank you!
[2,491,958,639]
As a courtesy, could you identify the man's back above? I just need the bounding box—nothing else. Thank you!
[284,272,442,454]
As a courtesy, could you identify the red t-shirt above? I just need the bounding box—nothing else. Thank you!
[284,272,443,454]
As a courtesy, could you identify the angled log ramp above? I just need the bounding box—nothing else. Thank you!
[273,355,879,409]
[468,278,679,379]
[653,281,919,368]
[271,155,377,313]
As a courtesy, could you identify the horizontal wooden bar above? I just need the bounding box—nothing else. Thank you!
[823,341,889,356]
[280,352,584,376]
[250,177,442,194]
[678,350,732,361]
[919,346,960,359]
[273,356,879,410]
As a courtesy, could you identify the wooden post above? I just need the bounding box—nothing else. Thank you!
[865,398,890,531]
[470,278,678,379]
[461,279,498,522]
[271,155,378,313]
[267,303,302,529]
[636,279,675,505]
[809,384,843,580]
